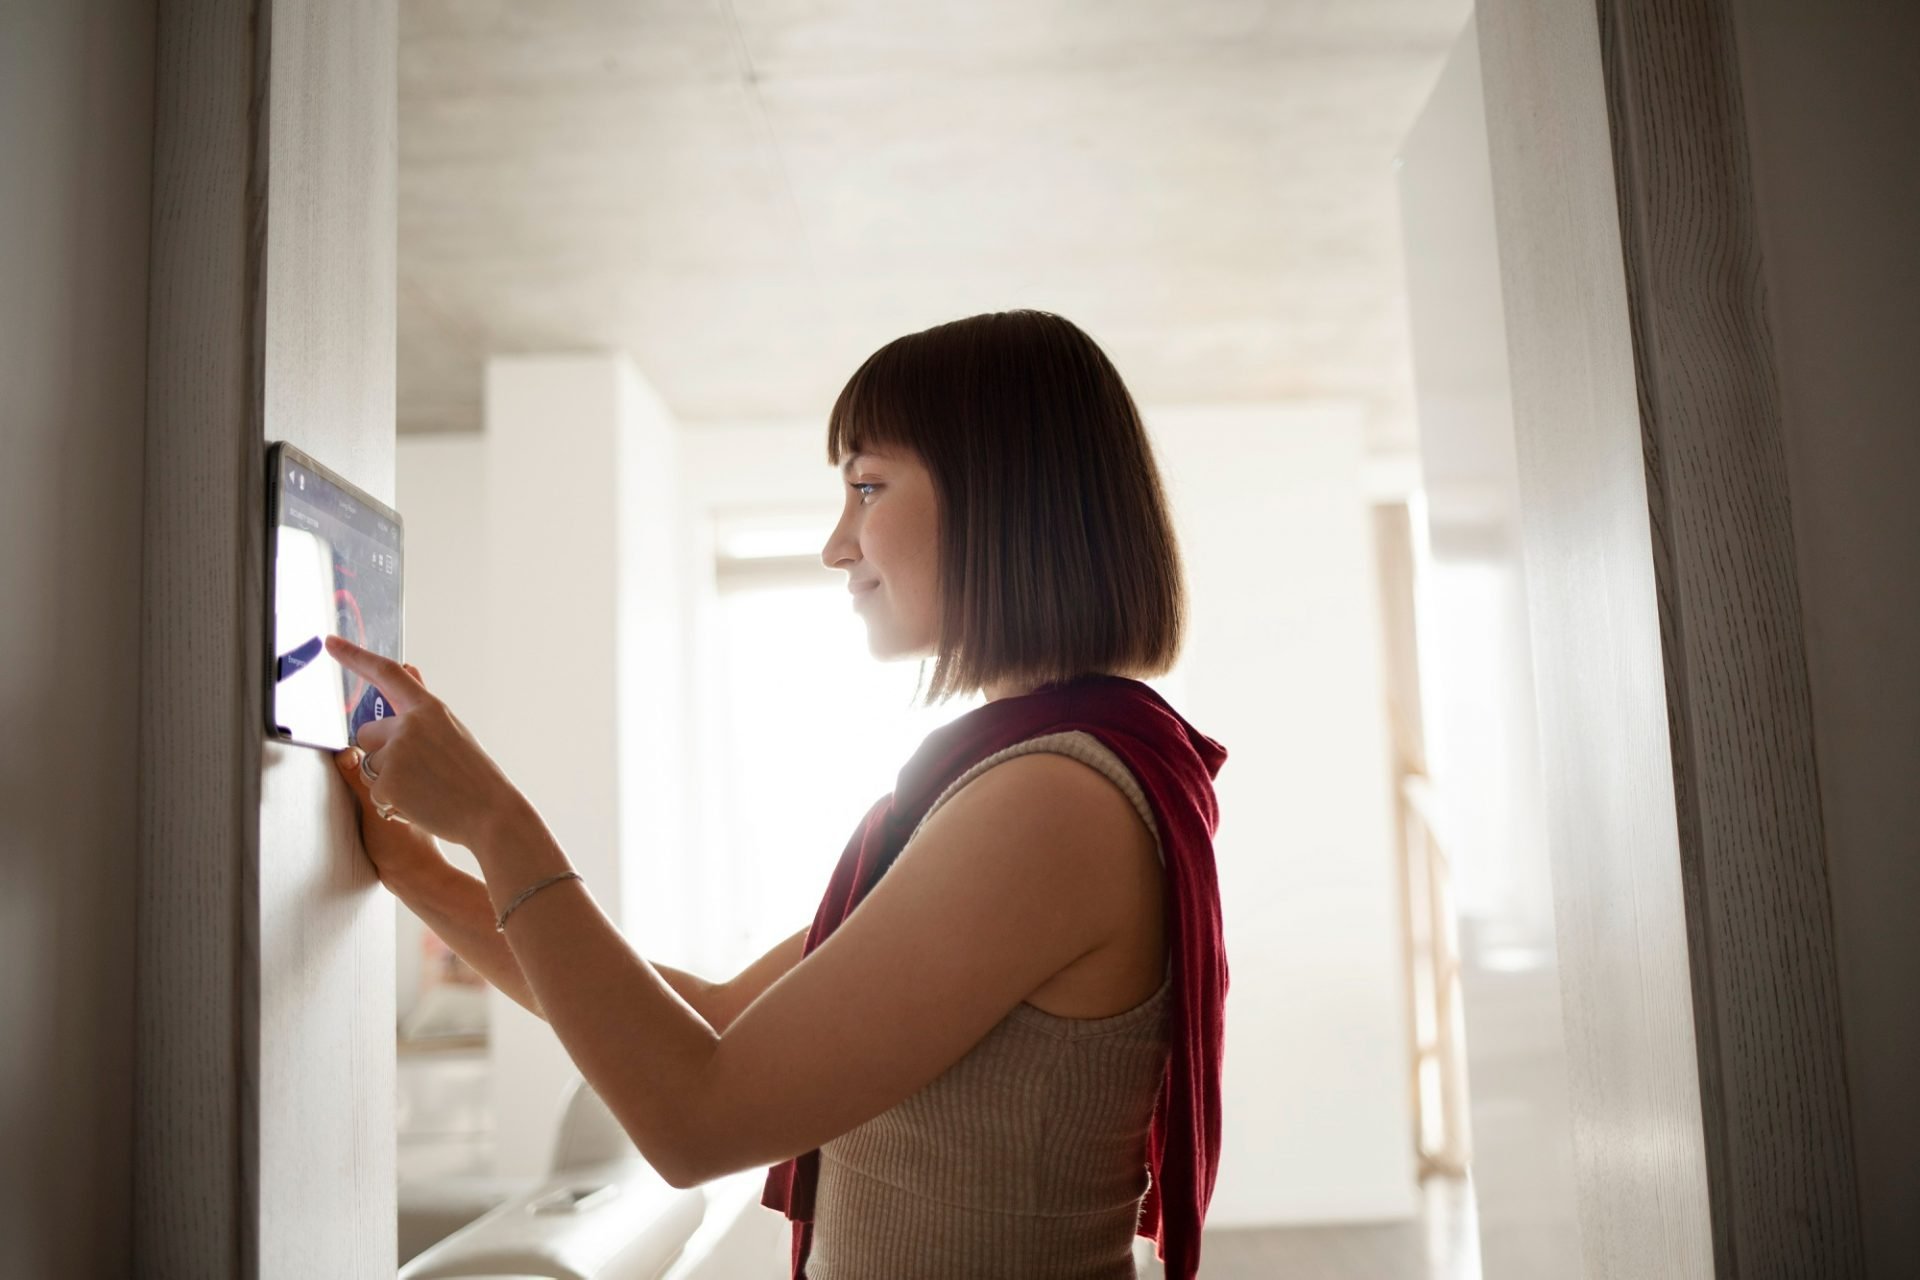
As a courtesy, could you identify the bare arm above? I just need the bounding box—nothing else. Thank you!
[333,653,802,1040]
[394,859,806,1033]
[327,641,1138,1189]
[387,750,1131,1187]
[705,925,810,1030]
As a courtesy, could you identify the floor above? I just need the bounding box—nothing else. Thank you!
[1135,1177,1482,1280]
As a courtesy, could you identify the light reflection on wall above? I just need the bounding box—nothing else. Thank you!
[712,581,982,973]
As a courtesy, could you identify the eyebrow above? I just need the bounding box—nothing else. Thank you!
[839,451,883,477]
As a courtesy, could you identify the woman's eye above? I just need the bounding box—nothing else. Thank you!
[851,482,879,501]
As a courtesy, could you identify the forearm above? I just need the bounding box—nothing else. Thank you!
[396,856,546,1019]
[472,800,721,1186]
[393,854,725,1029]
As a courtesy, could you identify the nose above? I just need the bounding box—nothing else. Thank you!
[821,508,857,572]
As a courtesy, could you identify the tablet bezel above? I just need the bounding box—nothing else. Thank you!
[264,440,406,751]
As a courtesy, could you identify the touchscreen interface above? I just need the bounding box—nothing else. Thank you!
[269,446,403,750]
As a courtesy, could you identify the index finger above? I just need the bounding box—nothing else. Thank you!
[324,634,430,714]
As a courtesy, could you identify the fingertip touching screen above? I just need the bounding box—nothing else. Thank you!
[266,442,404,751]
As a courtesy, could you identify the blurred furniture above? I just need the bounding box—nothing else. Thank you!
[399,1041,520,1263]
[401,1077,707,1280]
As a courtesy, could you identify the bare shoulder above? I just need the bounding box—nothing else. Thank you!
[908,749,1158,942]
[924,747,1150,841]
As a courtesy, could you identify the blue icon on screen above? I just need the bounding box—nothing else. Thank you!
[275,635,324,684]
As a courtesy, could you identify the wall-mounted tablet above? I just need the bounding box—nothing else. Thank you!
[266,442,404,751]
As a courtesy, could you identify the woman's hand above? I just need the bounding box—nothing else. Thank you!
[324,635,527,850]
[334,708,451,895]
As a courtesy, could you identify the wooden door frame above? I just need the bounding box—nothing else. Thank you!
[1475,0,1862,1274]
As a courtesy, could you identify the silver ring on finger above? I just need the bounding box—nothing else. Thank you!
[374,798,401,822]
[360,750,381,783]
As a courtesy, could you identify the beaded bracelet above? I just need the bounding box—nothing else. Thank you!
[495,870,582,932]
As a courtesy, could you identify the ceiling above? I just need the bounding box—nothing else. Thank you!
[398,0,1471,451]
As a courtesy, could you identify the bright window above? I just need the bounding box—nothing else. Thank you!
[711,578,982,972]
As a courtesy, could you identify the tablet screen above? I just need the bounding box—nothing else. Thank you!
[267,443,404,751]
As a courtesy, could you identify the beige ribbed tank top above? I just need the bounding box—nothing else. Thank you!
[805,730,1173,1280]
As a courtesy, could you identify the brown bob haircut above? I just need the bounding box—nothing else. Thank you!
[826,309,1186,706]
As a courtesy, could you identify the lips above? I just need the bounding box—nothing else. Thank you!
[848,580,880,596]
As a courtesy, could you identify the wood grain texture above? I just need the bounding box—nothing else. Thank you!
[135,0,265,1274]
[1727,5,1920,1271]
[1593,1,1865,1274]
[1473,2,1718,1276]
[136,1,397,1275]
[254,0,400,1276]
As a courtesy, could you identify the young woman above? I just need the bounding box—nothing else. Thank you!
[331,309,1230,1279]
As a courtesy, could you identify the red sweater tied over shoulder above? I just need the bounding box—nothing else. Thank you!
[760,672,1230,1279]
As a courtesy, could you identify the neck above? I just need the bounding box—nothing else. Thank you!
[981,670,1129,703]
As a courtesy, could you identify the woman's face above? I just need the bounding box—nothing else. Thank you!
[822,445,940,660]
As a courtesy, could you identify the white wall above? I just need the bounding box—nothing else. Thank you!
[1397,25,1585,1277]
[0,4,154,1274]
[1396,28,1554,946]
[251,11,403,1269]
[393,433,491,1031]
[397,353,687,1179]
[1151,403,1416,1225]
[672,420,845,981]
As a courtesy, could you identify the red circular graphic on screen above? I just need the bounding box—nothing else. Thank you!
[335,587,367,712]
